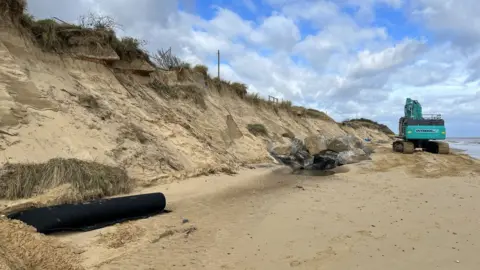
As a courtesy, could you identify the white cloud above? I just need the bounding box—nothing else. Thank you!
[410,0,480,48]
[208,8,253,38]
[349,38,427,78]
[250,15,300,51]
[25,0,480,136]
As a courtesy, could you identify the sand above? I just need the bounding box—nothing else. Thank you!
[0,218,83,270]
[32,145,475,270]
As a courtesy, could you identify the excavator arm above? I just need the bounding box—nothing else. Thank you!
[404,98,423,120]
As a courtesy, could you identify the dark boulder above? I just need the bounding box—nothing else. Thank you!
[268,134,374,171]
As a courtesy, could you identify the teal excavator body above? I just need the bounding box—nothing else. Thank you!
[393,98,449,154]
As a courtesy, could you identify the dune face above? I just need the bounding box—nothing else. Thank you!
[0,11,390,185]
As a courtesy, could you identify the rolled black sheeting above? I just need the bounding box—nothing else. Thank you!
[7,192,166,234]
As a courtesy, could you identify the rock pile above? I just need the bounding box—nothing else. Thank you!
[269,134,373,171]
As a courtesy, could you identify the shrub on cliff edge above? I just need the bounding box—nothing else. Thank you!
[342,118,394,135]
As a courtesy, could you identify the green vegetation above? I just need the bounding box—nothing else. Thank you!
[1,0,27,24]
[288,106,335,122]
[247,124,268,137]
[5,0,150,63]
[279,100,293,110]
[148,79,207,110]
[342,118,395,135]
[193,64,208,76]
[305,108,335,122]
[230,82,248,98]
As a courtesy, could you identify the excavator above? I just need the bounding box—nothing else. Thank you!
[392,98,449,154]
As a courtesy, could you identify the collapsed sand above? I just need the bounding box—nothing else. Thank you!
[369,146,479,178]
[0,218,83,270]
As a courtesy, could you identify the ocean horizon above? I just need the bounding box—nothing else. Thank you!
[446,137,480,159]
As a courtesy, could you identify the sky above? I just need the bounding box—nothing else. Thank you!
[26,0,480,137]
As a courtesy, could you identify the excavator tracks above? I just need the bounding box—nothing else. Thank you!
[426,141,450,154]
[393,140,450,155]
[392,141,415,154]
[437,142,450,154]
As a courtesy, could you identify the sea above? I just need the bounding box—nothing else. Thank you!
[446,137,480,159]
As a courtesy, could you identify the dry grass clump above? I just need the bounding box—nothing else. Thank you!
[16,10,149,63]
[305,108,335,122]
[279,100,293,110]
[0,0,26,24]
[288,106,333,121]
[211,77,223,90]
[0,219,84,270]
[118,123,149,144]
[342,118,394,135]
[247,123,268,137]
[148,78,172,97]
[244,93,262,105]
[28,18,115,52]
[0,158,133,201]
[78,94,100,109]
[230,82,247,98]
[210,78,247,98]
[111,36,150,62]
[148,79,207,109]
[193,64,208,77]
[19,12,34,27]
[171,85,207,109]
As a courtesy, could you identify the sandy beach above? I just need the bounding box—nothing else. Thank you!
[27,145,475,270]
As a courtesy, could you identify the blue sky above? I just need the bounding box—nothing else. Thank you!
[27,0,480,137]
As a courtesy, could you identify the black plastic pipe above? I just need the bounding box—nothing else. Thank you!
[7,192,167,234]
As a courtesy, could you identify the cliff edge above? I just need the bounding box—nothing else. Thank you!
[0,1,391,202]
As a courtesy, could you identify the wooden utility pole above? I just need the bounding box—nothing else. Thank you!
[217,50,220,80]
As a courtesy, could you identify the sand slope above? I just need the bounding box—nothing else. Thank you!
[0,29,390,184]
